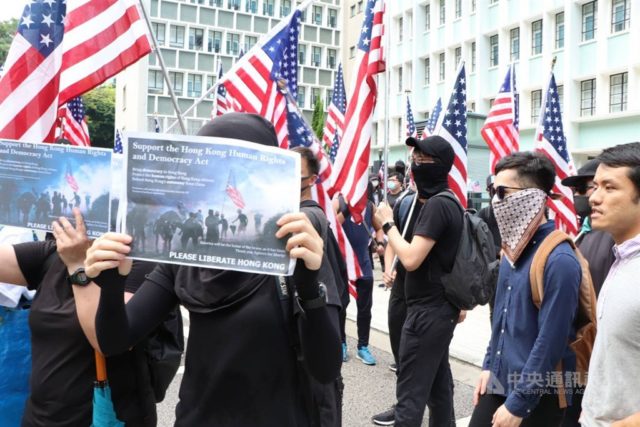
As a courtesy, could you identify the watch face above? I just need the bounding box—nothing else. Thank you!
[77,272,88,283]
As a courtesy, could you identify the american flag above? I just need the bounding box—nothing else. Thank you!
[434,63,468,208]
[225,171,245,209]
[329,0,385,222]
[220,7,304,148]
[57,96,90,146]
[421,97,442,138]
[66,164,79,193]
[535,73,578,236]
[213,63,229,118]
[322,63,346,163]
[481,65,519,174]
[286,97,361,298]
[154,117,161,133]
[114,129,123,154]
[0,0,151,142]
[406,96,418,138]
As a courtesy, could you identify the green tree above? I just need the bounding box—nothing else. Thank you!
[83,84,115,149]
[0,19,19,65]
[311,98,325,140]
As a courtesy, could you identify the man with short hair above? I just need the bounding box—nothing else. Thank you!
[469,151,581,427]
[386,172,405,208]
[581,142,640,427]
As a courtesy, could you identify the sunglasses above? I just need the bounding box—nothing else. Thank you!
[495,185,527,201]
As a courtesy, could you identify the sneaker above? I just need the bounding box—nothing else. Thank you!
[356,346,376,365]
[342,342,348,362]
[371,406,395,425]
[388,363,397,373]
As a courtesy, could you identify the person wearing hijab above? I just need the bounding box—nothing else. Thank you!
[80,113,341,427]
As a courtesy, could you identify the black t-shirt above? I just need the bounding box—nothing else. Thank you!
[404,194,463,305]
[13,241,154,427]
[392,195,424,299]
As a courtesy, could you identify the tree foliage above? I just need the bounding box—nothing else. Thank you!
[0,19,19,65]
[311,98,325,140]
[83,85,116,149]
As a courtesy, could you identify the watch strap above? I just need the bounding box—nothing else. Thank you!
[382,221,395,234]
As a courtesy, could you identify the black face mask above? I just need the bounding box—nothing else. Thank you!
[574,195,592,220]
[411,161,449,198]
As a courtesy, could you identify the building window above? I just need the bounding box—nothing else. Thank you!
[312,46,322,66]
[531,90,542,124]
[349,46,356,59]
[581,79,596,116]
[471,0,476,13]
[328,9,337,28]
[610,72,628,112]
[582,2,597,41]
[188,28,204,51]
[152,23,165,46]
[226,33,240,55]
[357,1,363,13]
[455,46,461,68]
[211,0,222,6]
[424,57,430,85]
[326,89,333,106]
[227,0,240,10]
[327,49,336,69]
[206,75,214,99]
[350,5,355,18]
[490,34,499,67]
[299,44,306,65]
[557,85,564,114]
[244,0,257,13]
[489,0,499,4]
[148,70,164,93]
[612,0,630,33]
[263,0,274,16]
[398,17,403,42]
[425,4,431,31]
[169,25,185,48]
[208,31,222,53]
[471,41,476,72]
[510,28,520,61]
[439,0,445,25]
[297,86,305,108]
[439,52,445,81]
[397,66,403,92]
[169,71,183,96]
[455,0,462,18]
[555,12,564,49]
[313,6,322,25]
[187,74,202,97]
[244,35,257,52]
[531,20,542,55]
[281,0,291,17]
[311,88,321,106]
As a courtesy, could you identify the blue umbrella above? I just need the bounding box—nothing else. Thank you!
[92,351,124,427]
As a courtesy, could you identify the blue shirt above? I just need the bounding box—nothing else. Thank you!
[342,204,374,280]
[483,221,581,417]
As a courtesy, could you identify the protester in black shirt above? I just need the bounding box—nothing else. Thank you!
[82,113,341,427]
[373,135,463,427]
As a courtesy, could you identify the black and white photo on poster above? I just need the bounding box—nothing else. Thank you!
[0,139,112,237]
[121,132,300,275]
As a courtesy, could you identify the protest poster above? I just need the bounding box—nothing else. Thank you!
[0,140,112,237]
[122,132,301,275]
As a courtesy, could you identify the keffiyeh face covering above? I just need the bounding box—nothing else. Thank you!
[492,188,548,265]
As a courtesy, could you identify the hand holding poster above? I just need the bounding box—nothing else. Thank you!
[122,133,300,275]
[0,140,112,237]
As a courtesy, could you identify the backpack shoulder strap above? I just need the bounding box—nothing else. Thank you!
[529,229,572,309]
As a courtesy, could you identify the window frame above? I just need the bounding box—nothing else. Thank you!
[611,0,630,33]
[582,1,597,41]
[555,12,564,49]
[609,72,628,112]
[530,89,542,124]
[490,34,499,67]
[531,20,542,56]
[580,79,596,117]
[510,28,519,62]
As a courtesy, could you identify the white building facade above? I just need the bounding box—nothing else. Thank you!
[116,0,342,134]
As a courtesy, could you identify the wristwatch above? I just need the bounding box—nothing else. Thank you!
[382,220,395,235]
[67,268,91,287]
[299,282,328,310]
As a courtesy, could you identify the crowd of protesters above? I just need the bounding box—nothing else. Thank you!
[0,113,638,427]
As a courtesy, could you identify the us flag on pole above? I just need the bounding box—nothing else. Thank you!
[114,129,123,154]
[481,65,519,174]
[421,98,442,138]
[406,97,418,138]
[212,63,229,118]
[329,0,385,222]
[535,73,578,236]
[220,6,304,148]
[322,63,346,163]
[225,171,245,209]
[57,96,90,146]
[434,63,468,208]
[0,0,151,142]
[66,164,79,193]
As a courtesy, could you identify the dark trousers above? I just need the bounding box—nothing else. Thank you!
[395,302,459,427]
[560,388,583,427]
[355,277,373,348]
[387,282,407,368]
[469,393,565,427]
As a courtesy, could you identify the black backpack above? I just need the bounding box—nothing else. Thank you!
[435,191,499,310]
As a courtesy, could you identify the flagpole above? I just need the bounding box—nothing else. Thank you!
[382,0,390,204]
[137,0,187,134]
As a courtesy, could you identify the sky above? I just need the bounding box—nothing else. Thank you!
[0,3,26,22]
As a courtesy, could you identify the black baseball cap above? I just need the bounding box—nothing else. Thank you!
[406,135,455,170]
[197,112,278,147]
[561,159,600,187]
